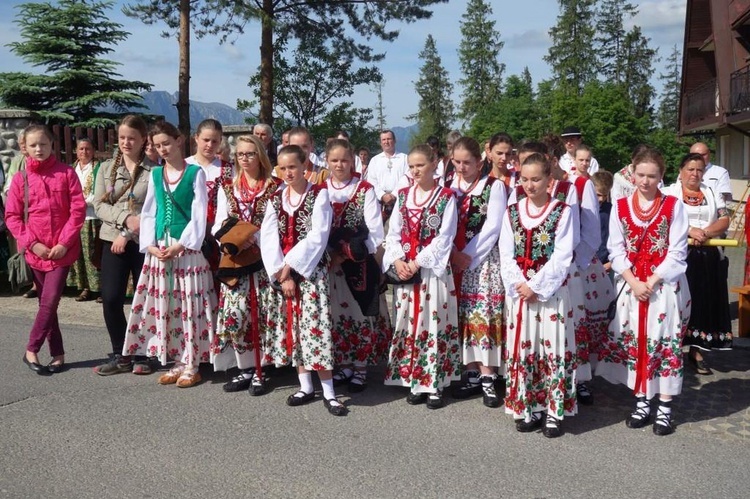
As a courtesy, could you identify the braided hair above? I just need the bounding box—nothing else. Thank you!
[101,115,148,205]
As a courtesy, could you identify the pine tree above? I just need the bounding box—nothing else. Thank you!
[622,26,657,118]
[0,0,152,127]
[544,0,597,96]
[594,0,637,84]
[457,0,504,125]
[467,69,535,143]
[408,35,455,145]
[657,45,683,131]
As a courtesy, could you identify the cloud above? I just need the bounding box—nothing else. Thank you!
[505,29,551,50]
[632,0,686,31]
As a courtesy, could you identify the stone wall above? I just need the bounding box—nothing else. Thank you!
[0,109,37,174]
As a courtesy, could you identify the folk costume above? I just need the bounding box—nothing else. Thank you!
[383,186,460,395]
[123,164,217,374]
[327,176,391,384]
[664,182,732,351]
[499,197,577,426]
[260,182,334,371]
[187,155,233,271]
[66,159,102,294]
[597,193,691,399]
[448,175,506,374]
[569,175,613,388]
[211,177,281,374]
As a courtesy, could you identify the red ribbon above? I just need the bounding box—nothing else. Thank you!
[407,283,421,381]
[249,277,261,372]
[633,299,649,395]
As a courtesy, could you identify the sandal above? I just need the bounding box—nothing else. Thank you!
[480,375,501,408]
[75,289,91,302]
[249,371,267,396]
[543,414,563,438]
[653,403,674,436]
[348,370,367,393]
[176,371,202,388]
[626,396,651,429]
[332,368,353,386]
[516,411,544,432]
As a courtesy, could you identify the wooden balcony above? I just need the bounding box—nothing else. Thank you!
[683,78,719,127]
[730,65,750,115]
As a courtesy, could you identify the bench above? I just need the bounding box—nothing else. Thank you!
[730,285,750,338]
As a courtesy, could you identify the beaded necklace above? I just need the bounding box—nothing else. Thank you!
[632,192,662,222]
[412,184,438,207]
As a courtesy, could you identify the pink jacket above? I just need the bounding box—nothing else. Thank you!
[5,157,86,271]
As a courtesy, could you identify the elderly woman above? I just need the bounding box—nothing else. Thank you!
[664,153,732,375]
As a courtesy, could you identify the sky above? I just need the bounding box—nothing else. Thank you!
[0,0,687,128]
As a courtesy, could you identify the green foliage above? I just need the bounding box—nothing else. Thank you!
[467,73,534,143]
[457,0,504,124]
[545,0,597,96]
[622,26,658,118]
[577,81,650,171]
[0,0,151,127]
[309,103,380,153]
[657,45,682,132]
[594,0,637,84]
[408,35,455,146]
[646,127,694,183]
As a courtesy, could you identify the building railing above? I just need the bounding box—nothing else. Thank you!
[730,65,750,115]
[684,77,719,125]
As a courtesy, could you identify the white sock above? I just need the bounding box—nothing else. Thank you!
[658,400,672,415]
[297,372,313,396]
[466,370,480,385]
[633,396,650,420]
[320,378,340,404]
[239,368,254,380]
[336,367,353,380]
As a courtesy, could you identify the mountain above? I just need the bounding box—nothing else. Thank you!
[391,124,419,153]
[126,90,252,127]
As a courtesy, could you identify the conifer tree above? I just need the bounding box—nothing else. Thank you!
[544,0,597,96]
[408,35,454,145]
[657,45,683,131]
[457,0,504,125]
[594,0,637,84]
[0,0,151,127]
[622,26,658,118]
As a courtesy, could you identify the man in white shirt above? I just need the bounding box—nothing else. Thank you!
[559,126,600,175]
[366,129,408,219]
[690,142,732,202]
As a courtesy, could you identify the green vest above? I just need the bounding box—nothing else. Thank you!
[152,164,200,241]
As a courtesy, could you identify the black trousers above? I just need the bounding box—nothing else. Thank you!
[100,241,144,356]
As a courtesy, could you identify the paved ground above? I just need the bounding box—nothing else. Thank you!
[1,248,749,498]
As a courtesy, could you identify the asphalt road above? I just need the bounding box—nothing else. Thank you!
[1,306,749,498]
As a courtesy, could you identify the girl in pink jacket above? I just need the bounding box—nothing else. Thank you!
[5,125,86,375]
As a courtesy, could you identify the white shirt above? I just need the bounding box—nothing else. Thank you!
[663,181,726,230]
[607,195,688,283]
[260,183,332,279]
[185,155,224,185]
[569,175,601,269]
[499,199,575,302]
[703,163,732,197]
[365,151,408,200]
[74,161,98,220]
[139,166,208,252]
[382,187,458,277]
[449,176,506,270]
[560,153,600,175]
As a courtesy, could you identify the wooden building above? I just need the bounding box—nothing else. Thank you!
[680,0,750,200]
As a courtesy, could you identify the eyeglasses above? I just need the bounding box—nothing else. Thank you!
[237,151,258,159]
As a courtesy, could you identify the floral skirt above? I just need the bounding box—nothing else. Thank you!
[504,286,577,422]
[582,257,615,366]
[567,265,590,381]
[330,263,392,367]
[66,219,101,292]
[263,265,334,370]
[684,247,732,350]
[458,246,505,368]
[385,267,460,393]
[211,270,271,371]
[596,276,691,399]
[123,246,217,368]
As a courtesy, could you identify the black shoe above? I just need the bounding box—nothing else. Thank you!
[688,354,713,375]
[406,392,428,405]
[286,390,315,406]
[452,381,482,399]
[515,412,544,432]
[248,373,267,396]
[626,397,651,429]
[426,391,444,410]
[543,414,563,438]
[332,368,353,387]
[652,405,674,436]
[324,398,348,416]
[47,362,67,374]
[347,370,367,393]
[577,382,593,405]
[480,377,501,408]
[23,355,52,376]
[223,374,252,393]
